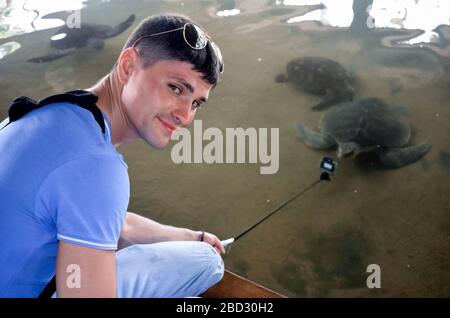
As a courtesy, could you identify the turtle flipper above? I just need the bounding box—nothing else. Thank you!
[87,38,105,50]
[311,85,354,112]
[104,14,135,38]
[274,73,289,83]
[311,90,341,111]
[295,123,335,149]
[378,144,432,168]
[28,49,75,63]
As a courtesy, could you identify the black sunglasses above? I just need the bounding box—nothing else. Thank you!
[131,23,224,74]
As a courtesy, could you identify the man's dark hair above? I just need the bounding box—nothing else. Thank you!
[122,14,221,87]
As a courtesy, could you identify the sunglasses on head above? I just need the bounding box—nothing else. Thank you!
[131,23,224,74]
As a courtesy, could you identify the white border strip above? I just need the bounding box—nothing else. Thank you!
[103,113,111,143]
[57,234,117,249]
[104,118,111,142]
[0,117,10,130]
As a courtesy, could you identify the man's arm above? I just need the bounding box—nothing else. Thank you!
[118,212,225,254]
[56,241,116,297]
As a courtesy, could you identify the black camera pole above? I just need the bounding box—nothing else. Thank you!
[220,165,334,252]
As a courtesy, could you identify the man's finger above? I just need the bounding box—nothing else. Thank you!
[215,240,226,254]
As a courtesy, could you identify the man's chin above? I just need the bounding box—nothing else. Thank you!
[145,136,171,150]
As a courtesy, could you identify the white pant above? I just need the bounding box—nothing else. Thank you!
[116,241,224,297]
[53,241,224,298]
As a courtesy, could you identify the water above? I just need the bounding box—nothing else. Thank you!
[1,0,449,297]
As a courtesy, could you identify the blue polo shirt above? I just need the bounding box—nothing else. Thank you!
[0,102,130,297]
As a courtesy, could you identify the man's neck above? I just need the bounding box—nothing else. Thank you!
[88,71,137,147]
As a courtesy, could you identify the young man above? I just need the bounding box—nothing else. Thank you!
[0,14,225,298]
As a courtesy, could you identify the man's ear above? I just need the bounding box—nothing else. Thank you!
[117,48,139,85]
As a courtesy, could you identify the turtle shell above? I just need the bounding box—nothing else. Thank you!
[319,98,411,148]
[286,57,354,95]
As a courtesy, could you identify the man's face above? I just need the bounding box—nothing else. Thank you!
[121,57,212,149]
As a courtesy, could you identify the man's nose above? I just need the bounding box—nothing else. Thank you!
[172,102,194,127]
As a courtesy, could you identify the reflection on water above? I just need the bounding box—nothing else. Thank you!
[283,0,450,51]
[0,40,19,59]
[0,0,449,297]
[285,0,354,27]
[370,0,450,44]
[216,9,240,17]
[0,0,87,38]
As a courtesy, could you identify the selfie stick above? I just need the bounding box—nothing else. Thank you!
[220,157,336,252]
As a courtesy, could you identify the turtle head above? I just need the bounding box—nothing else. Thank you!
[274,73,289,83]
[337,142,360,158]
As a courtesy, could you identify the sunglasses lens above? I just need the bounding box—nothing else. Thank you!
[184,23,224,73]
[184,23,208,49]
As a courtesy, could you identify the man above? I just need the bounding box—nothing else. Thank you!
[0,14,225,298]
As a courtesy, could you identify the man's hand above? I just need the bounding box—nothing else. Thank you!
[56,241,116,297]
[200,231,226,255]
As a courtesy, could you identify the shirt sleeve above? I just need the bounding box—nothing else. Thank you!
[35,155,130,250]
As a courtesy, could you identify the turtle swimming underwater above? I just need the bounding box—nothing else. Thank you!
[276,57,355,111]
[295,97,432,168]
[28,14,135,63]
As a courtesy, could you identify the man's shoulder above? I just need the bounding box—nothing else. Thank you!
[28,101,104,134]
[2,100,128,188]
[53,153,129,179]
[37,153,130,213]
[23,101,121,161]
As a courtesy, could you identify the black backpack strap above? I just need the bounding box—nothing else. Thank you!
[8,96,39,121]
[3,90,105,134]
[39,275,56,298]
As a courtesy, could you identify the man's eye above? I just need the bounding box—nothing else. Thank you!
[192,100,202,110]
[169,84,182,94]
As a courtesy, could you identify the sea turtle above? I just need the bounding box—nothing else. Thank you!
[28,14,135,63]
[276,57,355,111]
[295,97,432,168]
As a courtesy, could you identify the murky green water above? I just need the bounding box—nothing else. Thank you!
[1,0,449,297]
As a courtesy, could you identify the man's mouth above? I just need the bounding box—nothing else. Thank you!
[157,117,177,135]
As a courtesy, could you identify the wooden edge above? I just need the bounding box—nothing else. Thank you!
[201,270,287,298]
